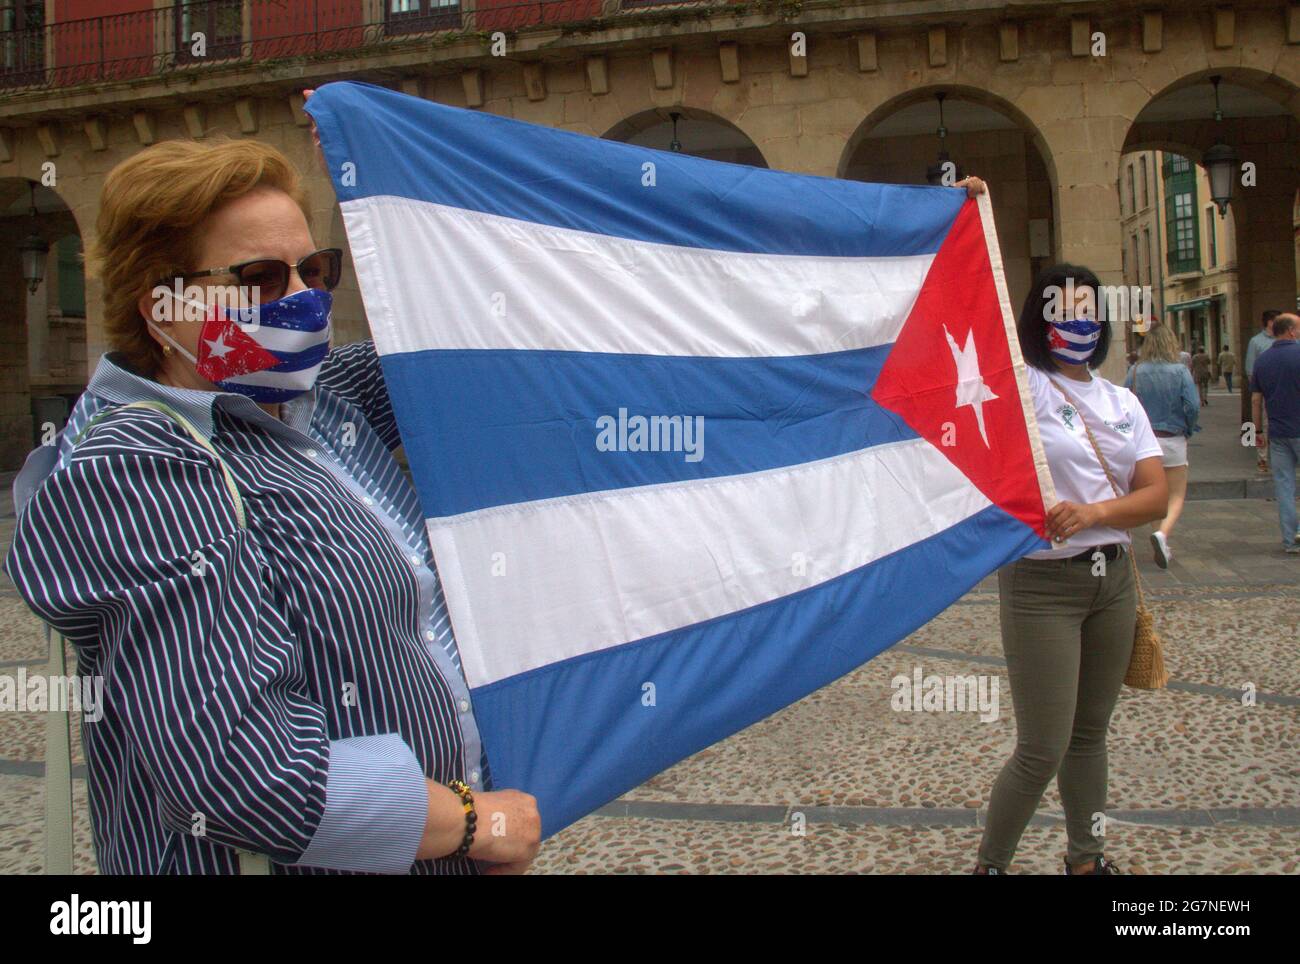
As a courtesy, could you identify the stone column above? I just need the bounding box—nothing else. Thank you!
[0,244,34,469]
[83,275,107,366]
[1230,117,1300,422]
[1034,94,1129,383]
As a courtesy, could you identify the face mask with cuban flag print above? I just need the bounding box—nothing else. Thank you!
[1047,316,1102,366]
[149,287,333,403]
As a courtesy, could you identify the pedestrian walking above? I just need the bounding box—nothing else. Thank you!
[1217,345,1236,393]
[1191,345,1212,406]
[1245,310,1281,381]
[1247,310,1282,474]
[1125,324,1201,569]
[1250,313,1300,554]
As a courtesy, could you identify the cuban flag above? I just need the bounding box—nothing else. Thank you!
[188,293,333,404]
[1047,317,1104,365]
[306,82,1056,836]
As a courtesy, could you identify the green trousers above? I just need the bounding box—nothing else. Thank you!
[977,550,1136,870]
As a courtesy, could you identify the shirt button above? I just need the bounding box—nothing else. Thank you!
[424,630,435,641]
[305,449,318,458]
[470,769,480,783]
[409,554,421,566]
[363,496,374,506]
[458,699,470,713]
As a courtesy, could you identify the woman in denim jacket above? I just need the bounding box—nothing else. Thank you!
[1124,324,1201,568]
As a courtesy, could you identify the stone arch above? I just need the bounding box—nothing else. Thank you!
[602,107,768,168]
[0,176,86,469]
[839,85,1061,313]
[1119,67,1300,415]
[838,85,1059,192]
[1123,67,1300,153]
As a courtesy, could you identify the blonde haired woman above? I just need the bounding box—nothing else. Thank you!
[1124,323,1201,568]
[6,138,540,873]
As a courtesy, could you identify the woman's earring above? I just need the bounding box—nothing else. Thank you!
[162,343,172,356]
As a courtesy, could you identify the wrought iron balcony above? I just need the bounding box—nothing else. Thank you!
[0,0,744,93]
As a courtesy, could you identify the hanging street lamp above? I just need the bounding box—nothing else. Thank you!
[925,92,962,186]
[1203,76,1239,218]
[668,111,683,153]
[19,182,49,295]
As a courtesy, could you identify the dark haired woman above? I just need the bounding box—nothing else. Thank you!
[973,264,1168,875]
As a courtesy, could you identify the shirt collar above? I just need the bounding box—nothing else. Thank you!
[85,353,318,439]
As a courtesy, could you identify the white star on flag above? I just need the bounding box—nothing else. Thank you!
[943,324,999,448]
[205,332,234,360]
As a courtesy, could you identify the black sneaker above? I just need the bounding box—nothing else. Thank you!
[1065,856,1122,875]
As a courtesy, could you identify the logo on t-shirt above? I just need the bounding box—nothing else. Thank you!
[1107,417,1134,435]
[1055,403,1078,431]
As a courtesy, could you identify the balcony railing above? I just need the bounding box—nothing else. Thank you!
[0,0,752,93]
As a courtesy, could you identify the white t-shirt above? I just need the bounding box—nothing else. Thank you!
[1025,366,1163,560]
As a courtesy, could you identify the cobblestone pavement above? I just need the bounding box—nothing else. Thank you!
[1,458,1296,874]
[1185,387,1281,498]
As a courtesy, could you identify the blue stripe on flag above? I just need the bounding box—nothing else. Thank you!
[382,346,919,517]
[469,502,1042,837]
[306,82,967,258]
[269,341,330,372]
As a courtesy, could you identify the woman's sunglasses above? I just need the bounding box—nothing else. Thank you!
[174,247,343,303]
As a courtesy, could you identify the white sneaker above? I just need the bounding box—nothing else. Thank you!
[1150,532,1172,569]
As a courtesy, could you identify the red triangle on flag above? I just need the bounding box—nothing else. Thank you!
[195,311,282,383]
[870,198,1049,539]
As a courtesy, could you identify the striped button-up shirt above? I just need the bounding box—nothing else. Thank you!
[6,341,487,874]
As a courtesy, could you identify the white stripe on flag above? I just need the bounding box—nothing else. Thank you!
[219,360,323,387]
[343,196,935,358]
[227,325,328,354]
[1052,327,1100,346]
[1052,346,1096,362]
[429,438,992,689]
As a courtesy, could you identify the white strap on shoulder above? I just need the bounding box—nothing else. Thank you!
[77,400,246,527]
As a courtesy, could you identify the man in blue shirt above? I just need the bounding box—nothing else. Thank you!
[1245,310,1282,381]
[1251,313,1300,553]
[1246,310,1281,474]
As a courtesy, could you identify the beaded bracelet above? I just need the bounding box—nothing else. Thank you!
[447,779,477,858]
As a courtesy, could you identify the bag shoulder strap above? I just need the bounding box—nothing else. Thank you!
[75,400,246,528]
[1047,377,1149,604]
[48,400,269,875]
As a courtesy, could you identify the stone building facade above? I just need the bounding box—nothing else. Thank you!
[1161,156,1242,365]
[1,0,1298,468]
[1118,148,1165,352]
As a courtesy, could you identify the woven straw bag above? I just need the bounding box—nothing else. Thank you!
[1050,378,1170,690]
